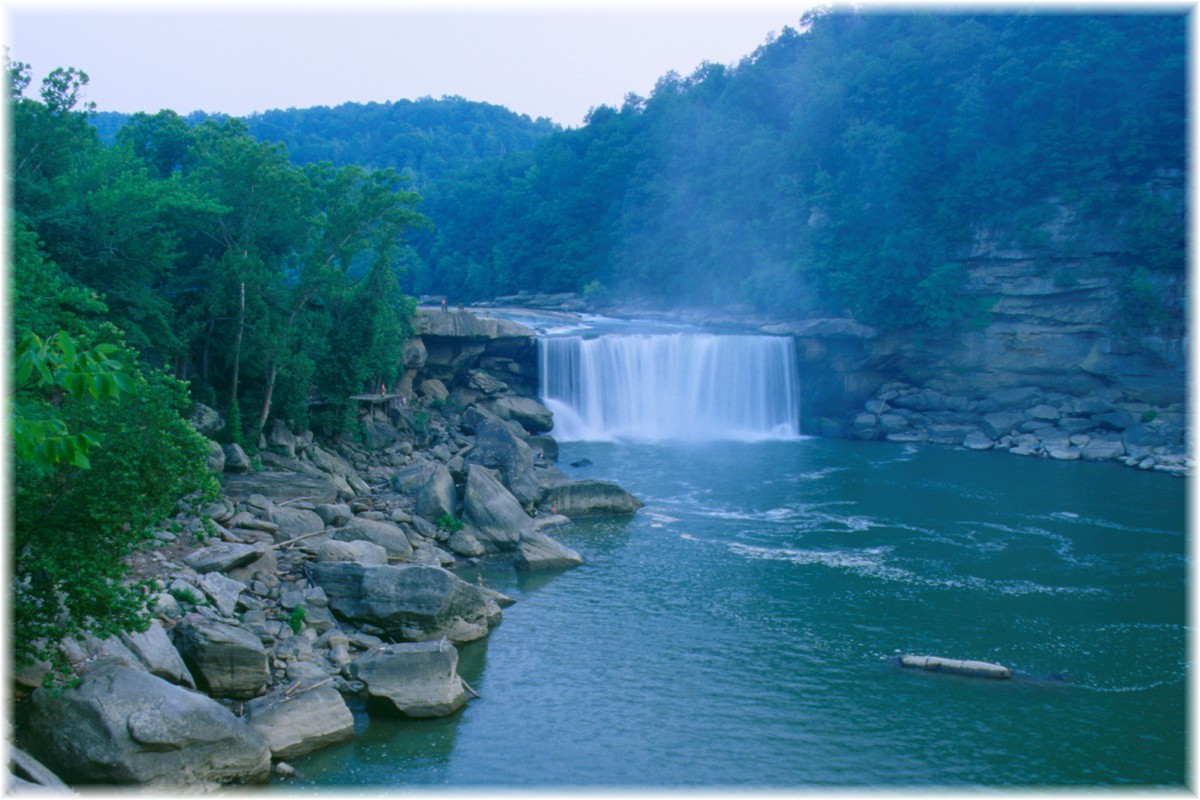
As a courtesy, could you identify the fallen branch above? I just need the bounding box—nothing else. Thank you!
[278,496,320,507]
[272,529,331,550]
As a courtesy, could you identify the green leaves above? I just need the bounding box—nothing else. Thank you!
[11,330,135,474]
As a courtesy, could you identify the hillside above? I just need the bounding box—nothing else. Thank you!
[409,10,1186,336]
[92,96,559,188]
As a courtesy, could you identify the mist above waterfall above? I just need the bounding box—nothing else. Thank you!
[539,333,800,442]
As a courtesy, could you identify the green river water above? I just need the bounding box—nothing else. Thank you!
[283,437,1188,789]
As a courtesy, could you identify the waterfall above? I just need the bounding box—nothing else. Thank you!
[539,333,801,442]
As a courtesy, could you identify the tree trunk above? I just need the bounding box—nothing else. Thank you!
[253,361,278,446]
[201,317,216,383]
[229,282,245,441]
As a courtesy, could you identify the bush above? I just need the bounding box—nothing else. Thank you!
[13,353,219,669]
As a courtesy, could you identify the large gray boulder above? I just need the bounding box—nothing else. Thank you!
[515,530,584,571]
[462,465,533,551]
[19,664,270,789]
[314,502,353,527]
[332,517,414,559]
[244,680,355,760]
[415,463,457,522]
[466,418,541,506]
[222,471,340,504]
[183,542,261,574]
[316,538,389,565]
[981,411,1026,439]
[487,396,555,435]
[540,480,643,517]
[120,620,196,689]
[190,403,225,437]
[311,562,502,643]
[350,641,468,717]
[222,443,253,473]
[265,418,298,457]
[171,614,270,699]
[270,506,327,541]
[392,461,440,494]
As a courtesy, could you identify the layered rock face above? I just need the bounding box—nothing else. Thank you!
[788,204,1186,470]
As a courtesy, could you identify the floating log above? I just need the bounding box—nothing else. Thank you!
[900,654,1013,679]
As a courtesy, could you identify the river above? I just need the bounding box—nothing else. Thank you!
[283,318,1188,789]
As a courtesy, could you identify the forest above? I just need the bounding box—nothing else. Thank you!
[8,8,1188,667]
[93,96,559,190]
[408,12,1186,330]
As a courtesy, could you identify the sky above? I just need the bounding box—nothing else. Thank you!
[3,1,817,128]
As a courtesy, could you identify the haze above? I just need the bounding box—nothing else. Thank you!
[6,4,810,127]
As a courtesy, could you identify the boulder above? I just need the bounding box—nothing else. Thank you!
[197,572,245,617]
[311,562,502,643]
[362,419,400,450]
[316,539,389,565]
[265,419,298,457]
[183,542,260,574]
[402,337,427,369]
[1027,404,1061,421]
[171,614,270,699]
[980,411,1026,439]
[487,396,555,434]
[526,434,559,462]
[332,517,414,559]
[244,680,355,760]
[515,530,584,571]
[540,480,643,517]
[1094,410,1135,430]
[270,506,327,541]
[9,745,70,792]
[447,527,486,558]
[222,472,340,504]
[462,465,532,551]
[19,664,270,789]
[206,439,226,473]
[467,369,507,395]
[392,461,440,493]
[314,503,353,527]
[466,418,541,506]
[222,443,253,473]
[350,641,468,717]
[120,621,195,688]
[1082,439,1126,461]
[962,431,995,451]
[419,379,450,402]
[414,464,457,523]
[189,403,225,437]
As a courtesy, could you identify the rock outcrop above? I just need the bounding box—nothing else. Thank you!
[171,614,270,699]
[350,640,469,717]
[244,680,356,760]
[20,665,271,789]
[312,562,502,643]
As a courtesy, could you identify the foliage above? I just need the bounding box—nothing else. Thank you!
[287,605,307,634]
[93,96,559,190]
[8,58,426,668]
[12,330,134,471]
[406,11,1185,332]
[435,514,465,534]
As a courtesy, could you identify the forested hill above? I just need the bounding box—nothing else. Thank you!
[409,11,1186,332]
[92,96,559,187]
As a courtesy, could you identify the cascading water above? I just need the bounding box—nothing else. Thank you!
[539,333,801,441]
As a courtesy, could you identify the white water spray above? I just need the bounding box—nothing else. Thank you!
[539,333,800,441]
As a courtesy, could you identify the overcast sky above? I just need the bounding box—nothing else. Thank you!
[4,2,816,127]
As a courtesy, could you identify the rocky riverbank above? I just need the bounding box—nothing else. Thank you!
[8,308,642,792]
